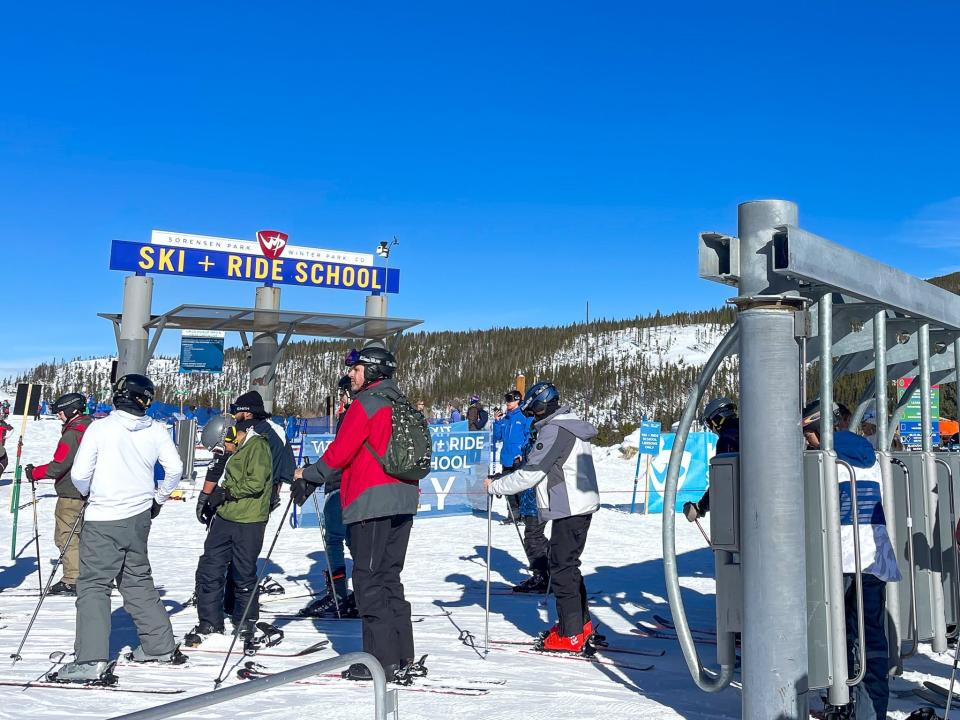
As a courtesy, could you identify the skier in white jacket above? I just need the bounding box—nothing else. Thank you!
[48,374,186,685]
[485,382,600,654]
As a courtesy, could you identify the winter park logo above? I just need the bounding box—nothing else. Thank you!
[257,230,289,259]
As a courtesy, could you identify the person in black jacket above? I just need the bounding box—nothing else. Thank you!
[683,397,739,522]
[299,375,357,618]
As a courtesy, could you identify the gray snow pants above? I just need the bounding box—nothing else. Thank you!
[74,508,175,662]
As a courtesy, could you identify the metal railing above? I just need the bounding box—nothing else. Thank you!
[110,652,397,720]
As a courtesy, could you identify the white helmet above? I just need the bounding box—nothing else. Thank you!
[201,414,236,451]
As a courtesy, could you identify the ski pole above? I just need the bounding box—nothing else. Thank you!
[10,501,86,664]
[28,475,42,593]
[485,492,492,656]
[214,495,294,688]
[946,598,960,719]
[312,490,341,619]
[694,517,712,547]
[504,495,525,551]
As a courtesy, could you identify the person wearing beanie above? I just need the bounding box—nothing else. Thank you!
[231,390,295,509]
[186,418,273,647]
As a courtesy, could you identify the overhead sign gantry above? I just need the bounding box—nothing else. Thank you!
[103,229,421,412]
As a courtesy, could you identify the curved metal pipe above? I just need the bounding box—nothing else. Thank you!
[662,322,739,692]
[837,458,866,686]
[934,457,960,641]
[890,456,920,659]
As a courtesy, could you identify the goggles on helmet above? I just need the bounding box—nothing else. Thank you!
[344,348,362,366]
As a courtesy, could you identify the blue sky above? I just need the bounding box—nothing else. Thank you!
[2,2,958,376]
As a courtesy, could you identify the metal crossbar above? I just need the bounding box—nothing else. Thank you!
[109,652,397,720]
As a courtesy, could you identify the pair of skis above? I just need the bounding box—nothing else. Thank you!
[237,659,502,697]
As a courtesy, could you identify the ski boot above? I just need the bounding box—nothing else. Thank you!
[512,571,549,594]
[184,621,223,648]
[342,662,407,683]
[298,568,349,617]
[46,660,118,685]
[338,592,360,618]
[48,580,76,596]
[124,644,188,665]
[536,624,592,655]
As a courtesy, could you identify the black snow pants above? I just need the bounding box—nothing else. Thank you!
[348,514,414,670]
[549,513,593,636]
[196,515,267,629]
[522,516,550,576]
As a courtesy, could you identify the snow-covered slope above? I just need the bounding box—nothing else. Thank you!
[9,320,737,436]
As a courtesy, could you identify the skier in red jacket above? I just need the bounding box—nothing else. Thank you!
[292,346,421,683]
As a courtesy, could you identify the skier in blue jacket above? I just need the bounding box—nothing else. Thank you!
[802,400,899,720]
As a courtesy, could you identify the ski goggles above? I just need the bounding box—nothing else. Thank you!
[223,426,239,445]
[344,348,362,366]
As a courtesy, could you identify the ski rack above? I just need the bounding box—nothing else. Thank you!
[667,199,960,718]
[107,651,398,720]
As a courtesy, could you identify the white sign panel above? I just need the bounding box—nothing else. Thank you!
[150,230,374,266]
[181,329,226,339]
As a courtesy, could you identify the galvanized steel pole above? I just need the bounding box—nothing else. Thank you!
[737,200,809,719]
[250,285,281,413]
[920,323,949,652]
[874,310,903,671]
[818,291,851,707]
[117,275,154,377]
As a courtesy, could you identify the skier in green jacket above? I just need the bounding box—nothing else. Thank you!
[186,418,273,647]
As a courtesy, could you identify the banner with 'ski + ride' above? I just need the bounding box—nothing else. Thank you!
[294,424,492,526]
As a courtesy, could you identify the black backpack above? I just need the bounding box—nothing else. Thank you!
[476,407,489,430]
[365,391,432,482]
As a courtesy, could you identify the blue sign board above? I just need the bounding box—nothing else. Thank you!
[295,425,491,525]
[638,421,662,455]
[179,335,224,374]
[109,240,400,293]
[898,420,940,449]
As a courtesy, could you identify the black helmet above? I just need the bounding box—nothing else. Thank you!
[345,346,397,383]
[701,397,736,430]
[802,399,841,434]
[52,393,86,420]
[504,389,522,403]
[520,382,560,417]
[113,374,156,411]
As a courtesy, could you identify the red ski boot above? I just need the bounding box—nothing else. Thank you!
[539,625,590,654]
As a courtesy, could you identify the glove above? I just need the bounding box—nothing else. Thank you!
[151,500,163,518]
[208,486,227,510]
[24,463,35,480]
[682,502,700,523]
[196,492,210,524]
[292,478,317,507]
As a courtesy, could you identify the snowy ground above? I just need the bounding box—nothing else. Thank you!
[0,408,955,719]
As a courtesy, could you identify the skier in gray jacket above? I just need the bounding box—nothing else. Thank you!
[485,382,600,654]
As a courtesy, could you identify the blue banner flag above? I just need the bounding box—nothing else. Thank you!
[645,432,718,513]
[109,240,400,293]
[295,426,492,525]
